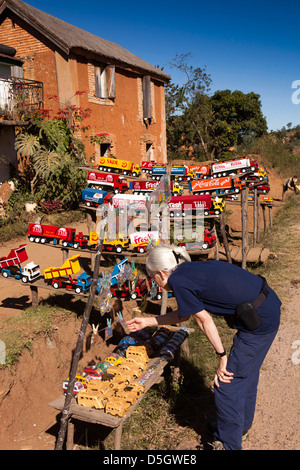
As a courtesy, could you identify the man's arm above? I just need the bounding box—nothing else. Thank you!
[126,309,190,332]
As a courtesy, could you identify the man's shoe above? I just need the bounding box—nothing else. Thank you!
[212,440,225,450]
[207,419,249,441]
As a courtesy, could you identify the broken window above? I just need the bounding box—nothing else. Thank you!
[95,64,116,99]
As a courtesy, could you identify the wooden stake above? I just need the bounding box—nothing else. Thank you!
[253,188,257,247]
[241,187,248,269]
[55,209,108,450]
[220,212,232,263]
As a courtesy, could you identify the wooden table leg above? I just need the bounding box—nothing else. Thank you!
[66,418,74,450]
[30,285,38,310]
[114,423,123,450]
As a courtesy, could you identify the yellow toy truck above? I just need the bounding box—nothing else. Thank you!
[98,157,141,177]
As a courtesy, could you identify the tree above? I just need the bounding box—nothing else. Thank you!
[210,90,268,156]
[164,55,268,161]
[164,53,214,160]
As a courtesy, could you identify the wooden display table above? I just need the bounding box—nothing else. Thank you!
[49,357,168,450]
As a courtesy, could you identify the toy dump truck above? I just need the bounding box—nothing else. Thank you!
[98,156,141,177]
[44,255,81,279]
[0,244,40,283]
[44,255,91,293]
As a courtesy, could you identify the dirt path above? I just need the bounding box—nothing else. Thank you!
[242,287,300,450]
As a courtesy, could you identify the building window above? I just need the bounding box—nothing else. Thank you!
[95,64,115,99]
[142,75,152,124]
[146,142,154,161]
[100,142,111,157]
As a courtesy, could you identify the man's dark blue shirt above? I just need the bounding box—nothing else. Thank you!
[168,260,281,334]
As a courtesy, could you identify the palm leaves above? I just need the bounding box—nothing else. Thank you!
[14,133,39,156]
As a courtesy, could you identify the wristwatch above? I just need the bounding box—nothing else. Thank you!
[216,349,226,357]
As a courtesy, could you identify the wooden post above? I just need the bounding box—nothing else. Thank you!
[55,209,108,450]
[262,204,267,234]
[256,195,260,243]
[241,187,248,269]
[114,424,123,450]
[253,188,257,247]
[220,212,232,263]
[269,206,273,227]
[30,285,38,310]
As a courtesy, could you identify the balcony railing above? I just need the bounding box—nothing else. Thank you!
[0,74,44,123]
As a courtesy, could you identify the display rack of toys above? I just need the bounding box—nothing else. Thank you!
[60,326,190,419]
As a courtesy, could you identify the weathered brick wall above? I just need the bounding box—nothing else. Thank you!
[0,14,168,165]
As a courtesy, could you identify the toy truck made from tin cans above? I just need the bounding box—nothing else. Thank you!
[129,179,183,196]
[188,164,212,179]
[189,176,245,195]
[177,227,217,250]
[87,171,128,193]
[167,194,224,217]
[151,165,195,181]
[211,158,258,178]
[129,231,159,253]
[28,223,89,248]
[141,161,159,174]
[111,193,147,212]
[98,156,141,177]
[81,188,111,207]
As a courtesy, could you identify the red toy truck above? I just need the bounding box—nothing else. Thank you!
[129,180,182,196]
[87,171,128,194]
[178,227,217,250]
[28,223,89,249]
[167,194,224,217]
[141,161,161,174]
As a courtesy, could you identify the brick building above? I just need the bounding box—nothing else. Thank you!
[0,0,170,170]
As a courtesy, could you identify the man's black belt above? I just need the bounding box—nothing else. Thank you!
[252,276,270,309]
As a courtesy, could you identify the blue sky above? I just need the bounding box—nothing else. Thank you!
[24,0,300,131]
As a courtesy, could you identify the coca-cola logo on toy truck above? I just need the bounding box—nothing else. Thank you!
[192,177,231,190]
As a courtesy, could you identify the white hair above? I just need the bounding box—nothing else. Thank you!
[146,244,191,277]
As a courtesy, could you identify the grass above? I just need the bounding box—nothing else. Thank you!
[0,209,85,242]
[0,296,73,367]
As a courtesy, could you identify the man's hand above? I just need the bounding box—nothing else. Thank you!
[214,355,234,388]
[126,316,156,332]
